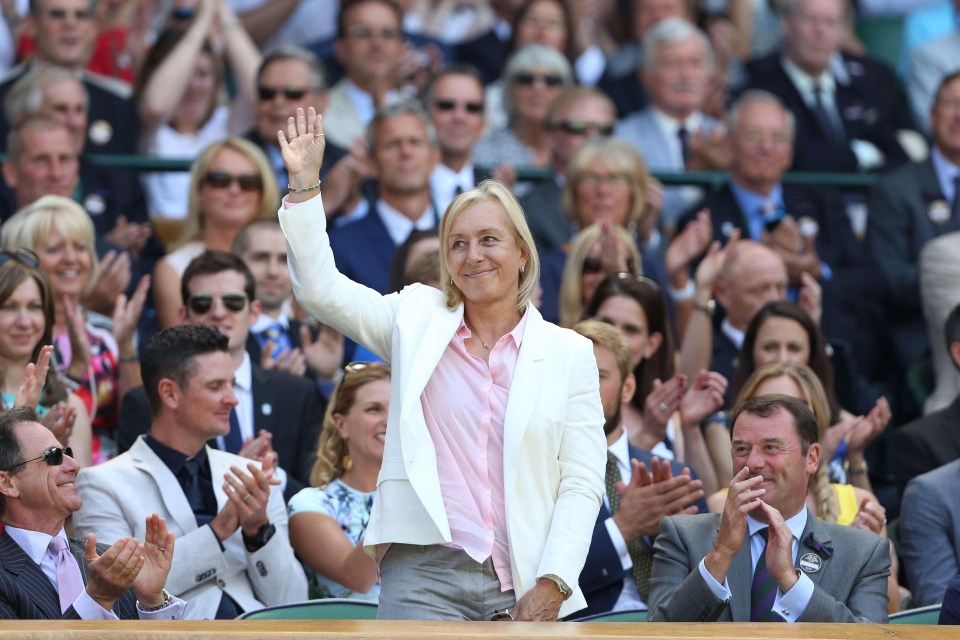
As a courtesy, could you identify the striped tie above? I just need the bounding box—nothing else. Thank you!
[750,528,783,622]
[605,451,655,601]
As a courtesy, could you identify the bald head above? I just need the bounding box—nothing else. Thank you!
[716,241,788,330]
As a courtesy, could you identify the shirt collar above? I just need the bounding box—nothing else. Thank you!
[747,507,808,541]
[235,351,252,393]
[4,525,68,565]
[608,428,630,468]
[377,198,435,246]
[650,107,703,136]
[781,57,836,99]
[144,434,210,477]
[251,311,290,334]
[721,317,745,349]
[432,161,474,186]
[343,78,374,113]
[456,306,530,350]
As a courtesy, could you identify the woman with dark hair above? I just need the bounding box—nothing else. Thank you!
[289,362,391,601]
[583,272,725,495]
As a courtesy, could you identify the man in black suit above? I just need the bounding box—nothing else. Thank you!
[866,71,960,369]
[572,320,706,618]
[743,0,910,172]
[117,250,323,500]
[0,0,138,155]
[678,90,887,379]
[452,0,521,84]
[0,406,183,620]
[893,304,960,495]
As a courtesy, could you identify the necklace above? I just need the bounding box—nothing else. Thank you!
[464,318,492,350]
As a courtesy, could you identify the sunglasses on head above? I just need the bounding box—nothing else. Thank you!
[554,120,614,136]
[257,85,309,101]
[188,292,248,314]
[433,99,484,114]
[203,171,263,192]
[617,271,661,291]
[513,72,563,87]
[3,446,73,472]
[0,248,40,269]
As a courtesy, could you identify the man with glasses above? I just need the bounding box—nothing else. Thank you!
[116,250,324,501]
[77,324,306,619]
[324,0,407,149]
[0,0,138,154]
[424,65,489,215]
[0,406,185,620]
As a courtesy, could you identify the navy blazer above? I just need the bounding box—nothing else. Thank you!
[744,52,910,172]
[576,444,707,619]
[116,365,324,500]
[0,532,138,620]
[329,201,407,295]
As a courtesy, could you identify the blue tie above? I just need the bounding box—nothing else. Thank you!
[750,528,784,622]
[224,407,243,454]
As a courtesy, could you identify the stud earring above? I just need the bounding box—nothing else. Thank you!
[520,265,525,274]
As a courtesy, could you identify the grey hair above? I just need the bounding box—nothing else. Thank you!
[503,43,574,122]
[726,89,796,141]
[366,98,438,151]
[642,17,714,75]
[5,65,87,125]
[257,45,327,92]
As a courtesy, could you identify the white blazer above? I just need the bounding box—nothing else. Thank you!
[280,196,606,617]
[74,438,307,619]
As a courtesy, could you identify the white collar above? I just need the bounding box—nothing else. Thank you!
[432,161,474,187]
[781,57,836,99]
[235,351,253,393]
[721,317,745,349]
[5,525,68,565]
[608,428,630,469]
[251,310,290,334]
[650,107,703,135]
[747,508,808,541]
[342,78,374,113]
[377,198,435,246]
[932,146,960,182]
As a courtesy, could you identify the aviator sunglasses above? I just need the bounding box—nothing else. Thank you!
[2,446,73,472]
[188,292,248,314]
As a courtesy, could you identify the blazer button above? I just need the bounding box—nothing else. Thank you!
[218,579,226,588]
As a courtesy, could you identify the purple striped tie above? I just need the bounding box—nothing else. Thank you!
[750,528,783,622]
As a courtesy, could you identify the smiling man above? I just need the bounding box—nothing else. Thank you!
[648,394,889,622]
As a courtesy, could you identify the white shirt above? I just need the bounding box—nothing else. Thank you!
[603,430,646,612]
[430,162,475,215]
[721,317,746,351]
[697,509,815,621]
[650,107,705,170]
[342,79,398,130]
[377,198,436,246]
[932,146,960,202]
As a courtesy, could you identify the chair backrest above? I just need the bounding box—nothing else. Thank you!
[238,598,379,620]
[571,609,648,622]
[889,603,942,624]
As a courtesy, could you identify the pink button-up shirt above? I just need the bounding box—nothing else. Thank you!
[420,312,528,591]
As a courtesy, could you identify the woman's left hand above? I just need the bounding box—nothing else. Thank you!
[112,275,151,349]
[641,375,686,442]
[14,344,52,409]
[847,397,891,456]
[41,401,78,445]
[851,498,886,536]
[680,370,728,428]
[63,295,92,381]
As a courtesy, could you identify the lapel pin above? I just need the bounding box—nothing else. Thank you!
[928,200,951,224]
[261,403,272,416]
[799,553,822,573]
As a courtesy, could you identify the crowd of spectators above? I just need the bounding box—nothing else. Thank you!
[0,0,959,623]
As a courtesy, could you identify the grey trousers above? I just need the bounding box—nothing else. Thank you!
[377,544,517,620]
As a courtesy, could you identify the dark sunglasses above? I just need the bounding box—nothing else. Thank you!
[513,72,563,87]
[433,99,484,114]
[3,446,73,472]
[204,171,263,192]
[0,248,40,269]
[554,120,614,136]
[582,256,604,275]
[44,8,91,20]
[257,86,309,101]
[188,292,248,314]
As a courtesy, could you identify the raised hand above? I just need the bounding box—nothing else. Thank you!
[613,457,704,540]
[666,209,713,283]
[62,295,92,382]
[133,513,175,608]
[112,274,151,349]
[81,250,132,317]
[758,501,799,592]
[14,344,52,409]
[850,497,887,536]
[680,370,728,427]
[277,106,325,190]
[694,228,740,293]
[261,345,307,376]
[706,467,764,582]
[300,323,344,380]
[41,402,78,445]
[640,375,686,447]
[223,454,281,537]
[84,534,145,612]
[238,429,274,463]
[797,271,822,327]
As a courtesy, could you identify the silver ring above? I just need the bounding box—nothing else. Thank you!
[658,402,669,412]
[157,547,166,553]
[243,494,252,503]
[314,133,324,138]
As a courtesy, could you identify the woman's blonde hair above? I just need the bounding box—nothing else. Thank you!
[1,195,100,296]
[563,137,649,228]
[735,361,839,522]
[309,362,392,488]
[438,180,540,314]
[172,137,280,250]
[558,223,641,327]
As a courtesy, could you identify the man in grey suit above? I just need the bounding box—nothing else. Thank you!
[900,458,960,606]
[76,325,307,619]
[648,394,889,622]
[0,407,184,620]
[866,71,960,369]
[614,17,725,226]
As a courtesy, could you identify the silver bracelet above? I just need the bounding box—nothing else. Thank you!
[288,181,321,193]
[136,589,172,612]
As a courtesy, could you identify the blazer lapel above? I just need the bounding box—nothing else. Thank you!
[797,510,833,588]
[502,305,547,492]
[398,304,462,424]
[728,538,753,621]
[0,532,62,619]
[130,438,198,534]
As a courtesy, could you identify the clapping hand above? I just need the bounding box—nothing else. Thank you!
[133,513,175,608]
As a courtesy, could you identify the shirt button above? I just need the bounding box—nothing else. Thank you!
[481,414,490,421]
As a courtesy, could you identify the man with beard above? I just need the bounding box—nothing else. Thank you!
[572,320,705,618]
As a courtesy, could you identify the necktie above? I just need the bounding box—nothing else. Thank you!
[48,536,84,614]
[677,126,690,168]
[750,528,783,622]
[952,175,960,222]
[605,451,655,601]
[811,83,840,142]
[261,322,292,360]
[224,407,243,454]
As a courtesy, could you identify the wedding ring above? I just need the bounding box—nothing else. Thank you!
[314,133,325,138]
[658,402,669,412]
[157,547,166,553]
[243,494,253,502]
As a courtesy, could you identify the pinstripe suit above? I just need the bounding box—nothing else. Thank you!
[0,532,138,620]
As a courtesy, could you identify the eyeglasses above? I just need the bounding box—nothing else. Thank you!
[344,26,403,40]
[187,292,248,314]
[513,72,564,87]
[433,99,484,114]
[578,172,630,187]
[0,248,40,269]
[43,8,92,20]
[258,85,311,101]
[553,120,614,136]
[203,171,263,192]
[2,446,73,472]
